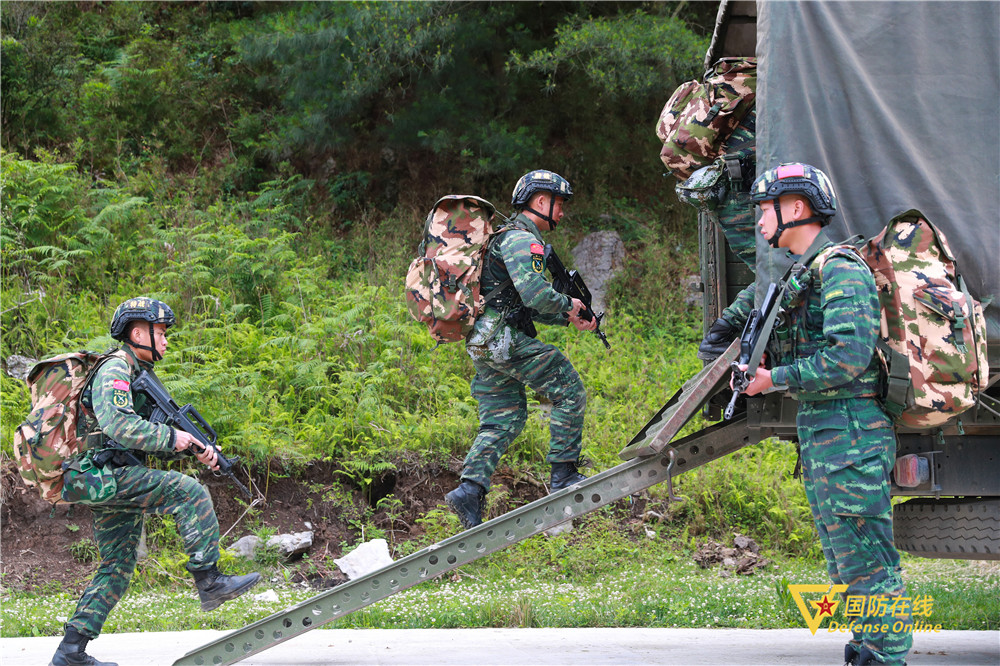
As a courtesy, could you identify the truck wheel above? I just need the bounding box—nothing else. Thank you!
[894,498,1000,560]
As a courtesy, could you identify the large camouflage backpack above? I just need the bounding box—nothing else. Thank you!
[12,350,124,503]
[656,57,757,181]
[816,211,989,428]
[405,195,500,343]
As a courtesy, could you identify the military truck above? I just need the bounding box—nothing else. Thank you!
[696,1,999,560]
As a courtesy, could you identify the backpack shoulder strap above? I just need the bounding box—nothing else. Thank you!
[78,349,131,419]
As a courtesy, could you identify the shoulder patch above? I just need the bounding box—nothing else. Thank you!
[530,243,544,255]
[113,379,130,391]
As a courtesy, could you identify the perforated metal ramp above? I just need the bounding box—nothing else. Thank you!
[174,344,746,666]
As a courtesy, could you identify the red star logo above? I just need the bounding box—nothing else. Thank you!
[815,595,836,617]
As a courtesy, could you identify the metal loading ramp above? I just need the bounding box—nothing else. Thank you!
[175,344,746,666]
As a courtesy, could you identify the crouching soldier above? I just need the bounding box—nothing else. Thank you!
[50,298,260,666]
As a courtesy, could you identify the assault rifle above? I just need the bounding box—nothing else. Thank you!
[543,245,612,350]
[723,282,782,420]
[132,370,253,499]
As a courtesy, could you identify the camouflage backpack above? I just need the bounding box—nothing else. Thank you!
[405,195,502,343]
[817,211,989,428]
[12,350,124,503]
[656,57,757,181]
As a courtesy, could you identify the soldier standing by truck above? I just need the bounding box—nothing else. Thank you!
[444,170,597,529]
[737,164,912,666]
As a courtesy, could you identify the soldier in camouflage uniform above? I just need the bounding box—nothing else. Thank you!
[738,164,911,666]
[445,170,597,529]
[683,110,758,361]
[50,298,261,666]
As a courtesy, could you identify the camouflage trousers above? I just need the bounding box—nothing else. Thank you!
[464,326,586,489]
[798,398,912,666]
[67,465,221,639]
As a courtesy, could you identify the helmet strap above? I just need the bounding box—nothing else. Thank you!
[127,322,162,362]
[768,200,824,248]
[526,194,558,229]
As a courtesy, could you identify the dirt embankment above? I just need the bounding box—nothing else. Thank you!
[1,458,550,594]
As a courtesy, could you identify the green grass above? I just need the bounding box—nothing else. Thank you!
[3,535,996,638]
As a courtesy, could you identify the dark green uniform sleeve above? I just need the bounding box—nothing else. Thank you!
[91,357,176,453]
[771,256,879,393]
[722,282,755,329]
[499,230,573,316]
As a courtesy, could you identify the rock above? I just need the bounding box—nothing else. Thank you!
[684,274,702,307]
[268,531,313,559]
[5,355,36,382]
[544,520,574,537]
[227,530,313,561]
[229,535,261,559]
[334,538,394,580]
[570,231,626,314]
[253,589,280,603]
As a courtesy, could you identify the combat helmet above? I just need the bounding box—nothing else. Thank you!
[511,170,573,228]
[110,297,175,361]
[751,163,838,247]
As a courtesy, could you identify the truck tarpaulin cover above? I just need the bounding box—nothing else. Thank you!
[755,1,999,341]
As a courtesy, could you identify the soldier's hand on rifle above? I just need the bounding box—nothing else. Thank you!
[735,363,774,396]
[568,298,598,332]
[174,431,220,471]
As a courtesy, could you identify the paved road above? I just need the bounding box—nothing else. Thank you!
[3,628,998,666]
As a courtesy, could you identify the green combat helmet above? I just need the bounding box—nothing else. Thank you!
[110,297,175,361]
[750,162,838,247]
[511,169,573,228]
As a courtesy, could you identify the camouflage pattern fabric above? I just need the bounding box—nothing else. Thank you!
[468,213,571,346]
[721,281,755,329]
[464,332,585,489]
[65,465,220,638]
[462,212,582,488]
[12,350,125,503]
[405,195,497,343]
[771,240,911,666]
[63,344,222,639]
[715,117,757,269]
[798,398,911,665]
[860,211,989,427]
[770,246,883,400]
[656,57,756,180]
[78,347,176,455]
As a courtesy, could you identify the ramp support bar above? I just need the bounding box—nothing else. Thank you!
[174,415,750,666]
[175,345,746,666]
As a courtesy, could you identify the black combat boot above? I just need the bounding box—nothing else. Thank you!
[192,564,262,611]
[844,643,860,665]
[853,646,906,666]
[49,628,118,666]
[445,480,486,529]
[697,317,736,361]
[550,460,587,490]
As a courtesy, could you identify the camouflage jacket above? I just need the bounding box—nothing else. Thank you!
[78,344,177,455]
[769,240,882,400]
[468,213,571,346]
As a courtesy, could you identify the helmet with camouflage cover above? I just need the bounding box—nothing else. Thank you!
[750,162,838,247]
[511,170,573,228]
[110,297,175,361]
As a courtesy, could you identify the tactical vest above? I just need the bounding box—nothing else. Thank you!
[78,346,152,461]
[773,242,882,401]
[478,216,537,327]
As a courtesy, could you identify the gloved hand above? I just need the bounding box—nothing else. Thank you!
[697,317,736,361]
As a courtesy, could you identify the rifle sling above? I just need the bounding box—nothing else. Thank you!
[746,231,832,374]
